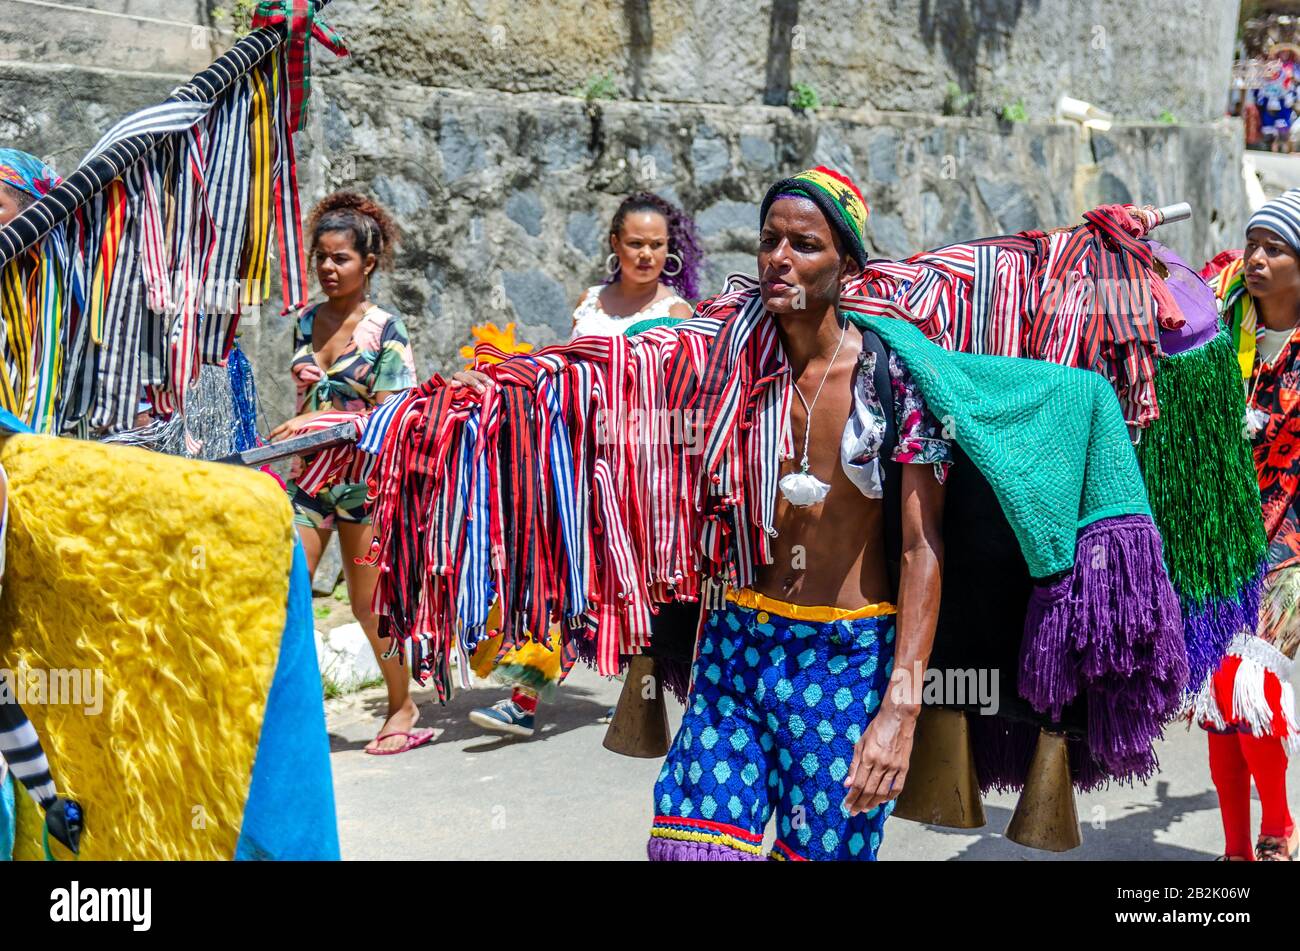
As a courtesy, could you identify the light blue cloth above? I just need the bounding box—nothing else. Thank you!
[235,540,339,860]
[0,771,15,860]
[0,408,32,434]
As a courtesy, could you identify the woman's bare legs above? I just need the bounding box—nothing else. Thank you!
[297,523,333,578]
[338,520,421,752]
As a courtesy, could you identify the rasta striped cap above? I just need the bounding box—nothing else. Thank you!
[759,166,870,266]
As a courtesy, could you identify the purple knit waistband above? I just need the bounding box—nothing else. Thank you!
[647,836,764,861]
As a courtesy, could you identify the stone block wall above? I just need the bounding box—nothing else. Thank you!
[0,0,1251,427]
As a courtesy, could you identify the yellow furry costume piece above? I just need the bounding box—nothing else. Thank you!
[0,434,294,859]
[468,601,562,698]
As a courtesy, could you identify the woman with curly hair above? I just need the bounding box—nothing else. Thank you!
[466,191,704,738]
[569,192,702,337]
[270,191,429,756]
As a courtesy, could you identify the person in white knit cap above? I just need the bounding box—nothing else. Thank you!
[1200,187,1300,861]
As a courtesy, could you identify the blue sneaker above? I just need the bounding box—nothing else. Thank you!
[468,699,536,737]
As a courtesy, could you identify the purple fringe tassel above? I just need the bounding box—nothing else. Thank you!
[647,837,763,861]
[1019,514,1188,782]
[574,632,692,705]
[657,657,691,705]
[969,715,1111,794]
[1180,567,1264,694]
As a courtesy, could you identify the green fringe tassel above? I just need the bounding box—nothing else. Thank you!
[485,663,561,701]
[1135,329,1266,605]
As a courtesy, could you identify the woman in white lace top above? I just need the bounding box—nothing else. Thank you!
[467,192,703,739]
[569,192,703,338]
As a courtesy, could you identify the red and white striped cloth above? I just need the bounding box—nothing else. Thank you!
[289,410,368,495]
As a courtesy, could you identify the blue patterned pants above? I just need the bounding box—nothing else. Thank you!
[648,591,897,861]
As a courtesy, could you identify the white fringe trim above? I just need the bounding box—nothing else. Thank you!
[1191,671,1227,731]
[1227,631,1295,680]
[1199,633,1300,754]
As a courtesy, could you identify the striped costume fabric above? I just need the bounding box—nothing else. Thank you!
[89,165,147,432]
[0,28,322,432]
[269,51,309,315]
[241,55,275,311]
[844,205,1181,429]
[200,75,253,364]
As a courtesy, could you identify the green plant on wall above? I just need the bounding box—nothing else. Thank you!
[789,81,821,113]
[1158,109,1179,125]
[998,98,1029,123]
[942,81,974,117]
[212,0,257,38]
[576,73,619,102]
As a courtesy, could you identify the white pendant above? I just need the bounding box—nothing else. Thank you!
[779,468,831,507]
[1245,406,1269,438]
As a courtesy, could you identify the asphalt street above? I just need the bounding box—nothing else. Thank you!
[329,153,1300,863]
[328,662,1300,861]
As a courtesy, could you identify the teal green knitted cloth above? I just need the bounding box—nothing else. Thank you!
[852,313,1152,579]
[623,315,686,337]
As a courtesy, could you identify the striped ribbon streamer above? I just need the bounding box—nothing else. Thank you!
[28,226,69,434]
[200,75,253,364]
[0,259,28,417]
[86,179,128,346]
[90,164,147,432]
[269,51,308,314]
[80,100,216,169]
[240,54,275,311]
[156,125,216,416]
[137,150,170,394]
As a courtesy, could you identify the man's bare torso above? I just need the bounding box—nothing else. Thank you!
[752,345,893,610]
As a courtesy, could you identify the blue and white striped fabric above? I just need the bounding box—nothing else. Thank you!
[358,391,407,455]
[539,375,586,620]
[200,78,252,363]
[1248,188,1300,255]
[455,411,493,656]
[971,243,998,355]
[81,99,216,168]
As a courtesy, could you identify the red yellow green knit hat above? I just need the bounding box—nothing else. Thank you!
[759,166,870,266]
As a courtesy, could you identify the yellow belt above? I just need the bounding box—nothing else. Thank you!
[726,588,896,623]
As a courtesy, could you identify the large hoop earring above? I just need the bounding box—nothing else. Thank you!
[662,252,683,277]
[605,253,620,275]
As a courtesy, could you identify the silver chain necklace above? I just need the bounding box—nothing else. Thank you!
[779,317,849,507]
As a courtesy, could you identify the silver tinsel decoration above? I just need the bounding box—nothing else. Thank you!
[100,362,253,461]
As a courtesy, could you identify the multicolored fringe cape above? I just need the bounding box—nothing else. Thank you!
[0,28,338,435]
[1191,252,1300,749]
[841,220,1260,724]
[1132,245,1266,696]
[364,280,1187,785]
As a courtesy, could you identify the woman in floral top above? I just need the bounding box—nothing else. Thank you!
[270,191,426,756]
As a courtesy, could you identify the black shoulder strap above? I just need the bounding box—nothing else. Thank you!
[858,328,903,596]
